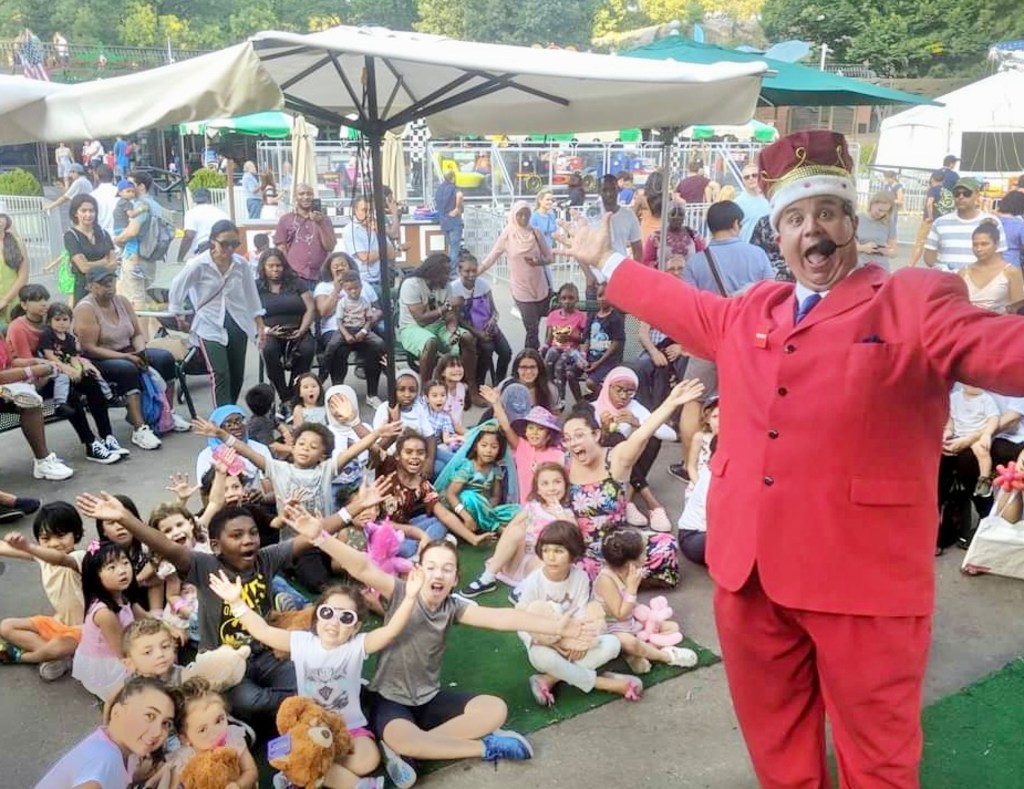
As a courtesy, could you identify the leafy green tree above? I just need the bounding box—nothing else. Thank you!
[415,0,467,39]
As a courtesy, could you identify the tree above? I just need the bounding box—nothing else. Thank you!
[415,0,467,39]
[346,0,418,30]
[760,0,867,63]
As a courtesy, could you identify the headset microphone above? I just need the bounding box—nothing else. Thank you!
[809,233,856,258]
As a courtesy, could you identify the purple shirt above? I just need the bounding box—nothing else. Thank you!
[274,212,335,281]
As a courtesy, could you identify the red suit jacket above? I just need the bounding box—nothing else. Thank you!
[608,260,1024,617]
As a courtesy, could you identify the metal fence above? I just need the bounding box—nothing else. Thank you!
[0,39,209,82]
[0,194,63,276]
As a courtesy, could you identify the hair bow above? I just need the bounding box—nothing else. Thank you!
[993,462,1024,492]
[86,539,102,555]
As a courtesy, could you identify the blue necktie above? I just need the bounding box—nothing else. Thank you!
[795,293,822,324]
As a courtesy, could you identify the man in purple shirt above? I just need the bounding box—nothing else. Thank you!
[273,183,337,286]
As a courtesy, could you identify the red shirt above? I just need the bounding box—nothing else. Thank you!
[545,308,588,350]
[4,316,43,361]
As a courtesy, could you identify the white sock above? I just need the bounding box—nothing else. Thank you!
[477,568,496,584]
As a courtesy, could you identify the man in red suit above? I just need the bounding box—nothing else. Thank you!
[564,130,1024,788]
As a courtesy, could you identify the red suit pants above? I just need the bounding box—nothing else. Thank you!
[714,572,931,788]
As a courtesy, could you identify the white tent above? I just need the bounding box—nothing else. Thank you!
[876,71,1024,172]
[0,76,69,143]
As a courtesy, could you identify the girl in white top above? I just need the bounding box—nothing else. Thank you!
[209,569,426,789]
[959,221,1024,313]
[36,676,178,789]
[516,520,637,705]
[686,398,720,491]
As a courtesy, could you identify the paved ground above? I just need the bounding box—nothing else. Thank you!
[2,245,1024,787]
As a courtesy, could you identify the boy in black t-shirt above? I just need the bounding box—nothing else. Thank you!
[582,283,625,394]
[37,302,114,406]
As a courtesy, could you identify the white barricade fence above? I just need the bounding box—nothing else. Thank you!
[0,194,63,277]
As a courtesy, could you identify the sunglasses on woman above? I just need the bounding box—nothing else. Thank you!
[316,605,358,625]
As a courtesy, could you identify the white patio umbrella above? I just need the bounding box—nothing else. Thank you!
[0,76,68,142]
[290,114,318,204]
[242,25,765,395]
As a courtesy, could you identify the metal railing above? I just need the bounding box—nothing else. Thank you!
[0,40,210,81]
[0,194,63,276]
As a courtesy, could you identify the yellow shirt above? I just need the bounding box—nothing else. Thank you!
[37,549,86,625]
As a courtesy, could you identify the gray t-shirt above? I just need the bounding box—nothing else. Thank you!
[264,457,336,535]
[856,212,894,270]
[398,276,450,331]
[370,577,468,706]
[606,208,642,256]
[185,541,293,653]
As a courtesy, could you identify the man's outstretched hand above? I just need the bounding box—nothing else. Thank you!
[561,212,615,272]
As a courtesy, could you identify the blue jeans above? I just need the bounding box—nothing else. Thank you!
[444,225,464,274]
[398,514,449,558]
[246,197,262,219]
[434,444,455,479]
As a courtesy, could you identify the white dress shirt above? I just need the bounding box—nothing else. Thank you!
[169,252,265,346]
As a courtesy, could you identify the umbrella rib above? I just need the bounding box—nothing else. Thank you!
[327,52,367,125]
[466,70,570,107]
[380,64,405,120]
[279,54,334,92]
[389,78,515,129]
[382,57,420,105]
[386,71,479,127]
[283,95,350,129]
[256,44,313,61]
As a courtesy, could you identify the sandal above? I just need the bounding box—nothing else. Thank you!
[529,674,555,707]
[602,672,643,701]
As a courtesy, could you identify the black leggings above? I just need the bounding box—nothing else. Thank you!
[601,430,661,493]
[42,377,110,444]
[514,296,551,350]
[937,449,984,547]
[262,331,316,402]
[91,348,176,397]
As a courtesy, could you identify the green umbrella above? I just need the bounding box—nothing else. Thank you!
[179,111,317,138]
[684,120,779,142]
[625,39,933,107]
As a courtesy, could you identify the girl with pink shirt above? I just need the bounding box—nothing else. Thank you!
[480,384,563,503]
[478,201,553,350]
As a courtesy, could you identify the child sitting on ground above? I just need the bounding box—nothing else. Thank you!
[516,520,636,706]
[209,568,428,789]
[435,420,520,535]
[112,179,149,280]
[372,368,437,472]
[282,500,597,789]
[433,353,469,434]
[38,302,115,405]
[542,283,588,408]
[244,382,293,458]
[593,529,698,674]
[291,373,328,427]
[423,380,462,471]
[72,540,148,699]
[582,283,625,394]
[0,502,86,681]
[461,462,575,600]
[946,384,1000,496]
[165,677,259,787]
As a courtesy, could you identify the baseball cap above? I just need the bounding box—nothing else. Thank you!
[116,179,134,192]
[943,154,960,165]
[85,268,117,284]
[953,177,980,194]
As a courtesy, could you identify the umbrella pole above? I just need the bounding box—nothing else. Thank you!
[658,126,679,270]
[368,130,397,404]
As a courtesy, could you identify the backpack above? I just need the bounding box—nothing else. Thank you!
[140,214,174,261]
[139,368,173,433]
[933,187,955,219]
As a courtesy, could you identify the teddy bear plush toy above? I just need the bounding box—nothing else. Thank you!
[269,696,354,789]
[180,747,243,789]
[633,596,684,647]
[180,644,251,691]
[365,518,414,576]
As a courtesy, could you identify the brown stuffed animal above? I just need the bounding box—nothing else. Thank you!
[267,608,314,660]
[180,747,243,789]
[269,696,353,789]
[522,600,606,651]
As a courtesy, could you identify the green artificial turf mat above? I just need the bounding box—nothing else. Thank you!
[920,658,1024,788]
[431,545,720,735]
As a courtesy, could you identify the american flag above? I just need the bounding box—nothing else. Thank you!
[20,33,50,82]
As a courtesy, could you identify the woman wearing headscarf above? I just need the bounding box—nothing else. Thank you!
[194,404,273,496]
[594,367,678,533]
[478,201,553,349]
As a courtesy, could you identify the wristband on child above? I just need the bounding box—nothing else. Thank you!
[312,529,332,547]
[225,435,238,448]
[455,503,466,515]
[171,599,189,614]
[621,592,637,603]
[338,507,353,526]
[24,366,34,381]
[230,603,250,618]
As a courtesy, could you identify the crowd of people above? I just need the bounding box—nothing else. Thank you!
[4,132,1024,789]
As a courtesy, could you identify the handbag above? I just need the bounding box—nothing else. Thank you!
[962,491,1024,580]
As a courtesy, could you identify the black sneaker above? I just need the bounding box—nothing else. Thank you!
[461,577,497,598]
[668,463,690,482]
[85,439,120,465]
[0,505,24,524]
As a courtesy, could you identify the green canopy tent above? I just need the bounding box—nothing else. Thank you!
[683,120,779,142]
[625,38,934,107]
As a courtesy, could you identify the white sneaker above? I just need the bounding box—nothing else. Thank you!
[663,646,699,668]
[85,439,120,465]
[365,395,383,411]
[105,434,130,457]
[131,424,162,450]
[39,657,72,681]
[625,501,648,526]
[170,413,192,432]
[33,453,74,481]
